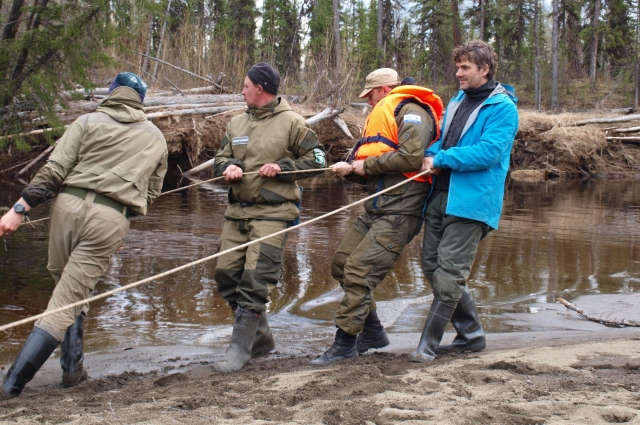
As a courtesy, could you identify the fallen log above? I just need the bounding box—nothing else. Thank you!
[612,126,640,133]
[574,114,640,126]
[606,137,640,144]
[144,102,245,112]
[145,106,239,120]
[558,298,640,327]
[307,107,345,126]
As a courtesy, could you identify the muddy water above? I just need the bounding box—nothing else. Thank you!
[1,174,640,362]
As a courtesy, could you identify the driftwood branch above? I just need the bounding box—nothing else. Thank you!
[307,107,345,125]
[558,298,640,327]
[333,116,353,139]
[145,106,239,120]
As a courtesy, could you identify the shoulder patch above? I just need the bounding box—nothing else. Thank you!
[232,136,249,146]
[404,114,422,124]
[313,148,326,167]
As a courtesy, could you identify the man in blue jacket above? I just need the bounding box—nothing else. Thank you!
[409,40,519,362]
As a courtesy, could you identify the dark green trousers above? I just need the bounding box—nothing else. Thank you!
[215,219,288,313]
[332,212,423,335]
[421,190,486,307]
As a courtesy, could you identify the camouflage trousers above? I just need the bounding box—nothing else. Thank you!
[331,212,423,335]
[215,218,288,313]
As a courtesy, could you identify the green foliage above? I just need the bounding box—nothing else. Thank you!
[259,0,301,80]
[0,1,119,150]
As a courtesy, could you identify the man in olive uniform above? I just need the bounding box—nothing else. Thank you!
[0,72,168,398]
[311,69,443,365]
[213,62,326,373]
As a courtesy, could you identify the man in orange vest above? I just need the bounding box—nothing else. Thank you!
[311,68,443,365]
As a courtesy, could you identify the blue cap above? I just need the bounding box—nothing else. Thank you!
[109,72,148,103]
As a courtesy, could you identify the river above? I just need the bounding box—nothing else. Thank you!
[1,173,639,363]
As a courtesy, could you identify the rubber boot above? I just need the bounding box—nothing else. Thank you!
[356,310,389,354]
[408,299,455,362]
[437,287,486,354]
[60,312,89,388]
[310,328,358,365]
[215,307,260,373]
[1,327,59,399]
[251,312,275,357]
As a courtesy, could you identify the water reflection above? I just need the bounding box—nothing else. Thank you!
[1,175,639,362]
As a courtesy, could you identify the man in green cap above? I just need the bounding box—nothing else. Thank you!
[0,72,168,398]
[213,62,327,373]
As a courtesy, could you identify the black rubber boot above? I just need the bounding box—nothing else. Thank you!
[310,328,358,365]
[251,312,275,357]
[408,299,455,362]
[437,287,486,354]
[2,327,59,399]
[215,307,261,373]
[60,312,89,388]
[356,310,389,354]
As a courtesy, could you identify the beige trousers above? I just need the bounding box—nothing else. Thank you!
[35,192,129,341]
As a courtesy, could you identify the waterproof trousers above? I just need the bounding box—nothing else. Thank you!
[332,212,422,335]
[215,218,288,314]
[36,192,129,341]
[421,190,484,307]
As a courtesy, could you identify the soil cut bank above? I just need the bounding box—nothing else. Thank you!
[4,107,640,181]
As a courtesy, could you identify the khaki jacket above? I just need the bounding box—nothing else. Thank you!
[214,97,326,221]
[347,102,434,217]
[23,87,168,216]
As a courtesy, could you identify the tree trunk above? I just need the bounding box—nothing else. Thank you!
[479,0,485,41]
[551,0,559,110]
[590,0,601,92]
[152,0,173,80]
[11,0,48,81]
[1,0,24,42]
[534,0,541,111]
[633,0,640,109]
[377,0,383,64]
[141,14,153,75]
[333,0,341,67]
[450,0,462,47]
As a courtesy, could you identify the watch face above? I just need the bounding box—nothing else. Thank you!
[13,203,26,214]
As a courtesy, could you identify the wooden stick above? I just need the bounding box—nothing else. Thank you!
[307,107,345,125]
[0,159,32,175]
[0,126,67,141]
[163,77,184,95]
[17,143,56,175]
[557,298,640,327]
[138,53,225,92]
[145,106,238,120]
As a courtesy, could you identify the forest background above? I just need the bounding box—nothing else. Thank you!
[0,0,638,151]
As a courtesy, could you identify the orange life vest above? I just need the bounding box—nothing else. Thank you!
[351,85,443,183]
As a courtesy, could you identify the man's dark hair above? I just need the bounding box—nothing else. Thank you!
[452,40,498,80]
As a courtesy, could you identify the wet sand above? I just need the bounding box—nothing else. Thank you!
[2,294,639,424]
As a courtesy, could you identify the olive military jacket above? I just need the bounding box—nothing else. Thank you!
[214,96,326,221]
[347,102,434,217]
[22,87,168,216]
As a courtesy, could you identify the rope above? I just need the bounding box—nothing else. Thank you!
[0,169,430,333]
[159,167,332,196]
[16,168,332,227]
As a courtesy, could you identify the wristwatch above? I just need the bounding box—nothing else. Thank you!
[13,202,27,215]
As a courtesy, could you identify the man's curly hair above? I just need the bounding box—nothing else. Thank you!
[452,40,498,80]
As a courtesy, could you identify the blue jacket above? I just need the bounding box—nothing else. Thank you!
[426,83,518,229]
